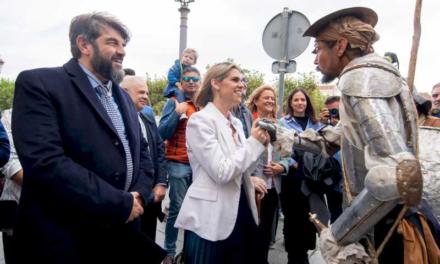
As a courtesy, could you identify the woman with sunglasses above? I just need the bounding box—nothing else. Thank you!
[175,62,269,264]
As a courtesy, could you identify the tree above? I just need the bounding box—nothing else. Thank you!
[0,78,15,111]
[146,75,167,115]
[242,68,265,97]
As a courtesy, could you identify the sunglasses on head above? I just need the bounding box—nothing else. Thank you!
[182,76,200,82]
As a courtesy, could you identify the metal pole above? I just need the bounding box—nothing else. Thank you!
[277,8,290,118]
[278,72,285,118]
[178,5,190,58]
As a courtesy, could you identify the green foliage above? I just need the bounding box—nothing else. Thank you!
[146,75,167,115]
[242,69,265,97]
[0,78,15,111]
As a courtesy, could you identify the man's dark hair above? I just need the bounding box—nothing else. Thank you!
[182,66,200,76]
[325,95,340,105]
[123,68,136,76]
[69,12,131,59]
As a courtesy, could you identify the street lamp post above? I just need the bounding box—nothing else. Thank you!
[0,56,4,75]
[175,0,194,57]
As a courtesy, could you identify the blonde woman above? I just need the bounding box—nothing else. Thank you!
[247,85,290,263]
[175,62,269,264]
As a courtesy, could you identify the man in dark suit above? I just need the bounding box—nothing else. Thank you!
[121,75,168,240]
[0,121,9,169]
[11,12,165,264]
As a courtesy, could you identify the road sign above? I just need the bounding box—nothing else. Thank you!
[272,60,296,74]
[262,8,311,118]
[262,9,311,61]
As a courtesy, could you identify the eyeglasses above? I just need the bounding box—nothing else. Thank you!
[182,76,200,82]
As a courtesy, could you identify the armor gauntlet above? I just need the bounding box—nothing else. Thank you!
[273,124,341,158]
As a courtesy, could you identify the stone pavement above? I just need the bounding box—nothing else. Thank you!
[155,201,325,264]
[156,218,325,264]
[0,202,324,264]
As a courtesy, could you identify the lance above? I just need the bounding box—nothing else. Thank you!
[407,0,423,93]
[374,2,424,261]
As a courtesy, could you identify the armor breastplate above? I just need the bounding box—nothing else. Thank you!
[341,137,368,197]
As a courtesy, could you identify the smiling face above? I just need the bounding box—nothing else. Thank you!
[181,71,201,97]
[432,86,440,109]
[123,78,149,112]
[213,68,244,109]
[291,91,307,117]
[254,89,276,117]
[88,25,126,82]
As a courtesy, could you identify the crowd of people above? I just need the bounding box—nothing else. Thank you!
[0,6,439,264]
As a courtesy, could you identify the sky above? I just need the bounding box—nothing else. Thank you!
[0,0,439,92]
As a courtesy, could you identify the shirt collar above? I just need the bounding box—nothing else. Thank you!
[78,63,113,96]
[206,102,238,127]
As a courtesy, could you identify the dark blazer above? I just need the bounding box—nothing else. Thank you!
[140,111,167,188]
[11,58,165,263]
[0,121,10,168]
[139,112,167,239]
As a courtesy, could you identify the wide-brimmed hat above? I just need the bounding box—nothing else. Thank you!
[303,7,378,37]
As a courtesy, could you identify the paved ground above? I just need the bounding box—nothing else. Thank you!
[0,195,324,264]
[156,193,325,264]
[155,215,325,264]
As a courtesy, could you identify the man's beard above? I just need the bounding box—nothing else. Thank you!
[317,67,337,84]
[91,43,124,83]
[321,73,337,84]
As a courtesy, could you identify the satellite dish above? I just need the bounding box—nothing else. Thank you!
[262,10,311,60]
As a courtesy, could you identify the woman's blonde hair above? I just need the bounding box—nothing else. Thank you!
[246,84,278,118]
[195,62,241,108]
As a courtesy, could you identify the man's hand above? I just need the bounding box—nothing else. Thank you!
[320,107,330,124]
[174,101,189,115]
[126,192,144,223]
[152,185,167,203]
[263,162,285,176]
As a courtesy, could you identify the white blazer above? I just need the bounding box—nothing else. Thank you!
[174,102,265,241]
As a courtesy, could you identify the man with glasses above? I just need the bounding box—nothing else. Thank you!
[158,66,201,264]
[431,83,440,118]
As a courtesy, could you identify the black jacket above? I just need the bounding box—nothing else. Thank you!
[12,58,164,263]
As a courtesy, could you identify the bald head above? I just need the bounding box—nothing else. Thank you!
[121,76,149,112]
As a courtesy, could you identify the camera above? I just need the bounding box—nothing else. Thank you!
[329,108,339,118]
[256,119,277,142]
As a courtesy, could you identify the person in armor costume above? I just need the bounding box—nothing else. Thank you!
[271,7,439,263]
